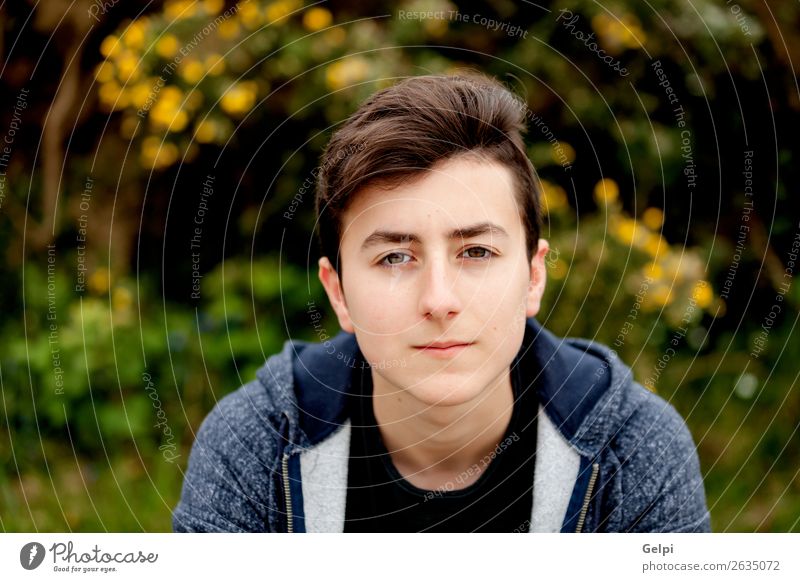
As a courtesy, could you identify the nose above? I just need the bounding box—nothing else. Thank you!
[417,255,463,320]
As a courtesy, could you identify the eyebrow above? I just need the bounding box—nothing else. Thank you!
[360,222,509,251]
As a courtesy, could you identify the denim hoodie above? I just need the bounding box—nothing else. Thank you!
[172,317,711,533]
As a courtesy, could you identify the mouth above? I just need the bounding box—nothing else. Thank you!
[413,342,474,358]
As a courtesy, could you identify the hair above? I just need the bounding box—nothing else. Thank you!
[314,72,543,279]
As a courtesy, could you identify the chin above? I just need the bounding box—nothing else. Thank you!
[405,378,487,408]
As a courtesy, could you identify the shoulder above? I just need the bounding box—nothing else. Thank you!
[613,381,697,461]
[195,377,282,454]
[189,336,303,471]
[171,377,284,532]
[608,382,710,532]
[173,338,310,532]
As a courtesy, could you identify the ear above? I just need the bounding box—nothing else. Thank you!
[318,256,355,333]
[526,239,549,318]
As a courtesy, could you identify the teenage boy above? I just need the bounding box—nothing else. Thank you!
[173,73,710,533]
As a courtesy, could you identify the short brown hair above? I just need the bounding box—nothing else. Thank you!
[314,73,543,277]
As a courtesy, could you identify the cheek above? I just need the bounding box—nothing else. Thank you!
[477,304,527,369]
[477,279,530,336]
[357,336,392,368]
[344,286,402,335]
[475,267,529,308]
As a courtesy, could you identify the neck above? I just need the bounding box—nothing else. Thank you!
[371,368,514,490]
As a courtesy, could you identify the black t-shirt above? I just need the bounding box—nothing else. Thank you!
[344,350,539,532]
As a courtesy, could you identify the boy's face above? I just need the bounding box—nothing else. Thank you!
[318,156,549,408]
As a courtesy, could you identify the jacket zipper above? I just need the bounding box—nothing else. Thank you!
[282,452,294,533]
[575,463,600,533]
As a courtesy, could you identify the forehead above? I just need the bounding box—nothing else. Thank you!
[340,157,523,244]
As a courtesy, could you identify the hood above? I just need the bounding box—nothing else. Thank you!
[257,317,636,458]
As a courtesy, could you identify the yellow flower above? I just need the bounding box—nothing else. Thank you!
[155,34,180,58]
[140,136,179,169]
[613,217,638,246]
[89,268,111,295]
[239,2,263,29]
[100,35,121,58]
[643,261,663,280]
[303,7,332,31]
[147,87,188,131]
[160,85,184,103]
[112,286,133,312]
[649,284,673,308]
[164,0,198,20]
[123,20,146,50]
[424,18,448,38]
[116,51,140,82]
[642,207,664,230]
[94,61,115,83]
[203,0,224,15]
[204,53,225,76]
[217,18,240,39]
[553,141,576,165]
[166,85,183,101]
[642,233,666,258]
[592,14,612,36]
[692,280,713,309]
[220,81,258,116]
[540,180,568,215]
[149,101,189,132]
[325,57,370,90]
[194,119,218,143]
[171,110,189,132]
[592,12,646,53]
[181,59,205,84]
[593,178,619,205]
[620,14,647,49]
[98,81,127,111]
[266,1,295,24]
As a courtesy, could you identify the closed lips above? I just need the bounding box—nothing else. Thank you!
[415,341,472,349]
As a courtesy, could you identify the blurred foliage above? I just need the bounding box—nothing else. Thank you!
[0,254,329,530]
[1,0,798,532]
[541,177,717,358]
[2,255,321,453]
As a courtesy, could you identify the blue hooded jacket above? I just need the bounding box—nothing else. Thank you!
[172,317,711,532]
